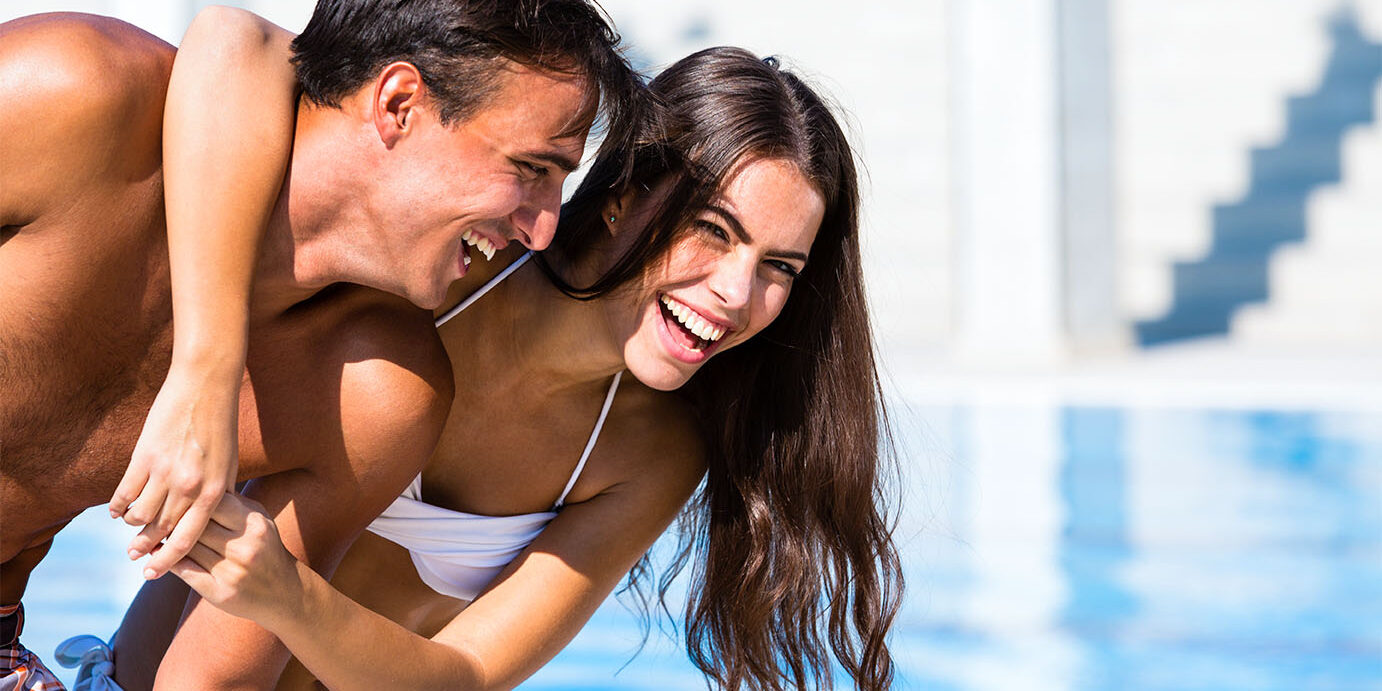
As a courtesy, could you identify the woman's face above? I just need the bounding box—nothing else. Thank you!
[608,157,826,391]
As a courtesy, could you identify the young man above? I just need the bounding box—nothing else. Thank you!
[0,2,639,687]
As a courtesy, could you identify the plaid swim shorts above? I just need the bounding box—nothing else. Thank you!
[0,603,65,691]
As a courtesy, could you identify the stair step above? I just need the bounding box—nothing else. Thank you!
[1247,137,1344,193]
[1267,249,1382,301]
[1208,201,1307,253]
[1234,301,1382,342]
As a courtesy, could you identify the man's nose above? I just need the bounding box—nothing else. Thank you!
[510,183,563,250]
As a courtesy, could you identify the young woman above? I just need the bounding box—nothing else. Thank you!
[115,8,903,690]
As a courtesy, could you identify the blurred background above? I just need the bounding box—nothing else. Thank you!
[4,1,1380,688]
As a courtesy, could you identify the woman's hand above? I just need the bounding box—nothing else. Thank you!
[111,363,241,580]
[166,491,303,626]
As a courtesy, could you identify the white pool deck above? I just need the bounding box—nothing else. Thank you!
[881,338,1382,414]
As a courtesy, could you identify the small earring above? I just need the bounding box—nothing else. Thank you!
[609,215,617,223]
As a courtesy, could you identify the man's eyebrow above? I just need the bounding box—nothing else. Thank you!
[529,150,582,174]
[705,204,810,263]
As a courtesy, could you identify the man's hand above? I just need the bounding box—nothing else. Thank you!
[167,492,303,627]
[111,365,240,579]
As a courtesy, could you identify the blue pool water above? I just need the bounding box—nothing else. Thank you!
[20,403,1382,689]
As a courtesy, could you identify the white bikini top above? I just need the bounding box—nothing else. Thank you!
[366,252,622,601]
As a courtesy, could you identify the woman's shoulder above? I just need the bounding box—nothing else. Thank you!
[585,377,708,499]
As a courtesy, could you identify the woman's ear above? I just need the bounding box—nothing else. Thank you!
[603,189,639,234]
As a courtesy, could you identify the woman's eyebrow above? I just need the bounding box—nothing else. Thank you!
[706,204,809,262]
[706,204,749,242]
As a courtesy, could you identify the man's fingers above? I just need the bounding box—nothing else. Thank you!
[129,523,164,561]
[157,541,222,583]
[184,541,224,572]
[141,498,218,578]
[167,556,215,596]
[208,492,259,531]
[189,514,236,555]
[128,490,195,559]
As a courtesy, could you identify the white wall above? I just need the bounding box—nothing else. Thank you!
[0,1,314,41]
[596,0,955,357]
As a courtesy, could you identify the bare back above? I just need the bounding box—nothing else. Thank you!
[0,15,176,582]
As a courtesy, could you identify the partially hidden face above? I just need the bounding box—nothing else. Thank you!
[611,157,827,391]
[386,63,593,309]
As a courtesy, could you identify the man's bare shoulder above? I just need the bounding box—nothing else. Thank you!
[326,290,456,455]
[0,14,173,223]
[0,13,173,123]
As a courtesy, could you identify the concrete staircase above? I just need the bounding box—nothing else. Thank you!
[1136,9,1382,345]
[1233,95,1382,346]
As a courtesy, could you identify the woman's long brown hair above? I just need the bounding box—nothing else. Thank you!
[537,47,903,690]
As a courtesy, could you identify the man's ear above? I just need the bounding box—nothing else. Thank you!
[373,61,426,148]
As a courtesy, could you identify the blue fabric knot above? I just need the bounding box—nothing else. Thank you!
[54,635,123,691]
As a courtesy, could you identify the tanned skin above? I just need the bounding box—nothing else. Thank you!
[0,14,454,687]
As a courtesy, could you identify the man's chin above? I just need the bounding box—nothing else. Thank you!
[420,296,448,312]
[409,284,449,311]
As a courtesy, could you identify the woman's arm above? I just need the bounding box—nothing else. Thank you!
[173,413,707,690]
[173,493,487,689]
[110,5,299,578]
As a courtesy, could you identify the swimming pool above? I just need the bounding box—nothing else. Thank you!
[20,400,1382,689]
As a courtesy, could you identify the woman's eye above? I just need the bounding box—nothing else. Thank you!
[696,220,729,241]
[767,260,801,279]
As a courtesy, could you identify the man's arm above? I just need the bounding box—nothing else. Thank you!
[155,312,454,690]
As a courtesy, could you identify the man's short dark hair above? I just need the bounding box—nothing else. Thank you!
[291,0,642,155]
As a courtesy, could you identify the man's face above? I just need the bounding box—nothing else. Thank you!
[380,64,593,309]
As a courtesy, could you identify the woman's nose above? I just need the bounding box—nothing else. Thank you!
[708,252,754,310]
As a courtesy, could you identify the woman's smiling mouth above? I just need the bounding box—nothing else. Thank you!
[657,294,731,362]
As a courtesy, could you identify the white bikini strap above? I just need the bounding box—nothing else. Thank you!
[434,251,534,327]
[553,371,622,509]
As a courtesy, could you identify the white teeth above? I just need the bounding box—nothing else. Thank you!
[659,295,726,343]
[692,316,710,340]
[462,232,496,261]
